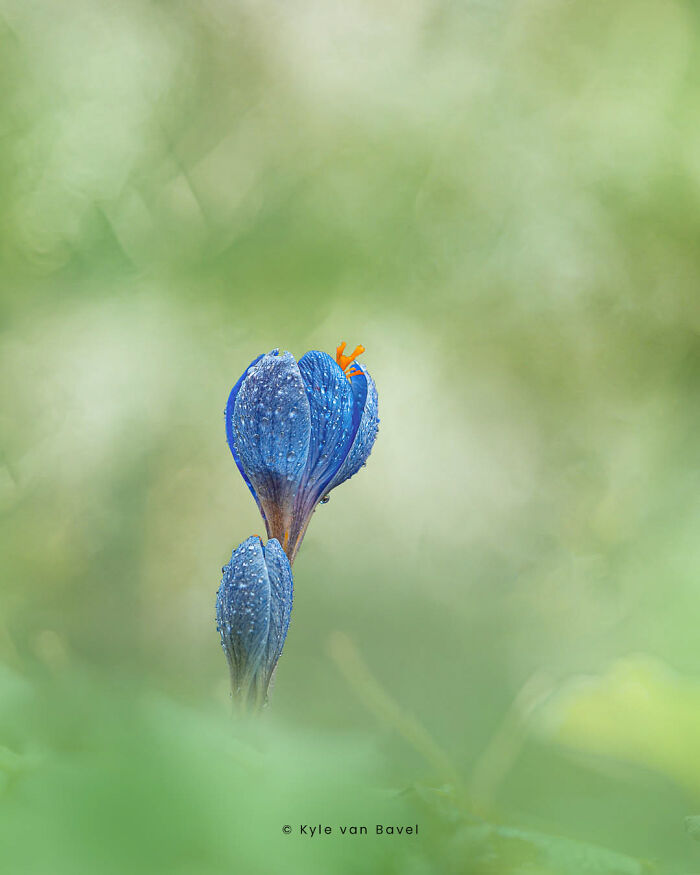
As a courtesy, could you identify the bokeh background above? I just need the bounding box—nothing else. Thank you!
[1,1,700,872]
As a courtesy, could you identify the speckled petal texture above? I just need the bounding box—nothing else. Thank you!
[232,351,311,545]
[325,361,379,493]
[263,538,294,670]
[225,352,265,503]
[216,536,293,708]
[285,351,357,554]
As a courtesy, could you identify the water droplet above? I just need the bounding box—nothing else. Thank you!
[286,450,296,461]
[320,494,330,505]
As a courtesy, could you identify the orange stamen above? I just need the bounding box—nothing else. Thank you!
[335,342,365,380]
[283,529,290,550]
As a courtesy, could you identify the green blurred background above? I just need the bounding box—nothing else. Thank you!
[1,1,700,872]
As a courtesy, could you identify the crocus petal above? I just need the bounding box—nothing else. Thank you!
[263,538,294,665]
[232,352,311,547]
[216,537,271,703]
[325,361,379,493]
[297,351,357,500]
[216,536,293,709]
[287,351,357,556]
[225,352,266,503]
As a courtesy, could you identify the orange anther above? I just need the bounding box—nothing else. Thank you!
[335,342,365,378]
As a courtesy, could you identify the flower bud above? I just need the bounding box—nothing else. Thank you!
[216,536,293,710]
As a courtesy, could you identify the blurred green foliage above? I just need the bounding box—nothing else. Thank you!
[1,0,700,872]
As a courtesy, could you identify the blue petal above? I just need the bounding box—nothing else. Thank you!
[287,351,357,555]
[216,535,294,708]
[262,538,293,672]
[297,351,357,497]
[225,353,266,503]
[325,361,379,493]
[232,351,311,546]
[216,536,271,702]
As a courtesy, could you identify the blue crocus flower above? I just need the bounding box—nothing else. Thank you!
[226,343,379,562]
[216,535,293,710]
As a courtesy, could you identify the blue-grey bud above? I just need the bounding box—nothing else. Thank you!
[216,536,293,710]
